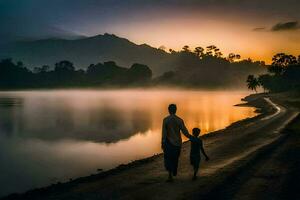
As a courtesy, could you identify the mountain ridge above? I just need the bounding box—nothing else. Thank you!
[1,33,173,75]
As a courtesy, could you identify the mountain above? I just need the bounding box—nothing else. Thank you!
[1,33,174,76]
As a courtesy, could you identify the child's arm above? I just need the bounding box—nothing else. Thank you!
[200,141,209,161]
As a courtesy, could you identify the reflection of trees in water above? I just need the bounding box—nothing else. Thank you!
[131,109,151,133]
[0,98,23,137]
[0,97,23,107]
[0,109,15,137]
[87,107,152,143]
[55,106,75,132]
[0,100,152,143]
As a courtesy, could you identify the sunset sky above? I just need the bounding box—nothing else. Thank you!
[1,0,300,63]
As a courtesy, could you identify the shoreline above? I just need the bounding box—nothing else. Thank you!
[2,93,299,200]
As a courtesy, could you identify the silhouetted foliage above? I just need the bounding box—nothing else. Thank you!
[228,53,241,63]
[194,47,205,58]
[249,53,300,93]
[127,63,152,84]
[0,59,152,89]
[0,59,33,88]
[155,45,266,88]
[246,75,260,93]
[34,65,50,73]
[0,43,267,89]
[182,45,191,52]
[269,53,297,75]
[258,74,272,92]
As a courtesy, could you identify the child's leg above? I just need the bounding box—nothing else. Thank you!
[194,166,198,176]
[193,165,199,178]
[192,160,200,180]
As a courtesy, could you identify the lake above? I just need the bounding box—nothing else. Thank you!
[0,89,257,197]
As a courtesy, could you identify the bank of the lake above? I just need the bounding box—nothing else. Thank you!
[2,92,300,200]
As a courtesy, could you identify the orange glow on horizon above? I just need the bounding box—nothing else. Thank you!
[103,11,300,64]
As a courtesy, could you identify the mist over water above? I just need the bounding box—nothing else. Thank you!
[0,89,257,197]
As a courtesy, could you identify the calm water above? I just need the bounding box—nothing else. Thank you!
[0,90,256,197]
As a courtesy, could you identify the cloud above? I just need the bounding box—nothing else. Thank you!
[2,0,300,42]
[271,21,300,31]
[253,21,300,32]
[253,27,266,32]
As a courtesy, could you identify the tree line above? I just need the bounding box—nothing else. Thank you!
[0,44,267,89]
[154,45,265,88]
[247,53,300,93]
[0,59,152,89]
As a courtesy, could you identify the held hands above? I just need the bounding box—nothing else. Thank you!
[161,142,165,150]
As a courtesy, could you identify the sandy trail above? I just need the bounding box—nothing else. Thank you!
[3,94,299,200]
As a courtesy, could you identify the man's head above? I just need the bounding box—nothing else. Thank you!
[192,128,201,137]
[168,104,177,115]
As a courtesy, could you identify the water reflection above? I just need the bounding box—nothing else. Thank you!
[0,97,23,107]
[0,90,256,197]
[0,92,152,142]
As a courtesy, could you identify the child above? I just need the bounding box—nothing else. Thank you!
[190,128,209,180]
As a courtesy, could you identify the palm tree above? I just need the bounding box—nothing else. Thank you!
[258,74,272,93]
[246,75,260,93]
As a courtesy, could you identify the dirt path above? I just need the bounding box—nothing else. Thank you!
[196,113,300,200]
[3,94,299,200]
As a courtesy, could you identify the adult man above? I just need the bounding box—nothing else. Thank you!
[162,104,191,182]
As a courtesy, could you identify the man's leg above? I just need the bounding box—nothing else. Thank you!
[163,140,174,182]
[172,146,181,176]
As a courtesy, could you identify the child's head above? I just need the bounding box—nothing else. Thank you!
[192,128,201,137]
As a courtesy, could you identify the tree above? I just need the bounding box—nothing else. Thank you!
[228,53,241,62]
[269,53,297,75]
[214,48,221,57]
[0,58,33,88]
[55,60,75,73]
[86,63,105,84]
[194,47,204,58]
[34,65,50,73]
[272,53,297,67]
[182,45,190,52]
[215,50,223,58]
[204,45,223,57]
[246,75,260,93]
[268,65,284,76]
[206,45,216,56]
[258,74,272,93]
[128,63,152,83]
[169,49,176,54]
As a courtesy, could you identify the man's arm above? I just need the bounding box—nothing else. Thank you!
[161,119,167,149]
[179,119,192,139]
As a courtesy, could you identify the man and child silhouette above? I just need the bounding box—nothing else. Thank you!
[162,104,209,182]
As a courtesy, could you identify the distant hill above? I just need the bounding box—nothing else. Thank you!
[1,33,174,76]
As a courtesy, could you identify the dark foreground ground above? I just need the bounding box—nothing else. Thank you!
[1,93,300,200]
